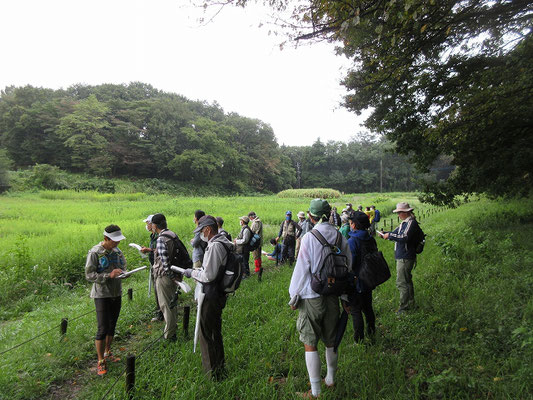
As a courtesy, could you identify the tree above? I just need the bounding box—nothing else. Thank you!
[0,149,12,192]
[200,0,533,203]
[56,94,111,175]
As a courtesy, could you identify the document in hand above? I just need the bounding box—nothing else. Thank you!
[129,243,147,258]
[118,265,148,279]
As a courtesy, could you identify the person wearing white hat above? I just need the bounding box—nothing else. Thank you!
[85,224,127,376]
[295,211,306,258]
[382,202,419,314]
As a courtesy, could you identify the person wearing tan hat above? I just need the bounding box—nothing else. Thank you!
[381,202,420,314]
[234,216,252,278]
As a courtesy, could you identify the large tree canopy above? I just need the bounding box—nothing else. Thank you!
[203,0,533,203]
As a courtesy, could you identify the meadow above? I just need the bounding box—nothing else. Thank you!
[0,191,532,399]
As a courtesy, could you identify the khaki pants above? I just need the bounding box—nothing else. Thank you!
[396,258,416,311]
[155,275,177,339]
[295,238,302,258]
[296,296,339,348]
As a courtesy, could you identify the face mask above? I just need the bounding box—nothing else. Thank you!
[200,229,209,242]
[286,216,291,221]
[145,225,152,232]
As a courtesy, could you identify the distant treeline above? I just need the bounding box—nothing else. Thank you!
[0,83,443,193]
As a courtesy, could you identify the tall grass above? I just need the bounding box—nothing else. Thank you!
[2,192,531,399]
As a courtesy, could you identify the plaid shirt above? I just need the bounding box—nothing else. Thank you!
[156,229,171,272]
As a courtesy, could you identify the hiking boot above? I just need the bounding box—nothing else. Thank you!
[97,359,107,376]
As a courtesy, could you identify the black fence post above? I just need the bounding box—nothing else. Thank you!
[126,354,135,399]
[128,288,133,301]
[60,318,68,336]
[258,267,264,282]
[183,306,190,338]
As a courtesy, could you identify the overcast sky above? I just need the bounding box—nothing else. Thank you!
[0,0,369,146]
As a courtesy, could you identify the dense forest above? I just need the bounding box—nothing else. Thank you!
[0,83,436,194]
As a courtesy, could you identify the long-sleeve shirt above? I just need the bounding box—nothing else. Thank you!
[85,243,126,298]
[289,222,352,299]
[387,216,419,260]
[191,231,207,263]
[191,235,234,284]
[235,225,252,253]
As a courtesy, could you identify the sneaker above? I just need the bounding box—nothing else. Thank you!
[104,351,121,363]
[97,359,107,376]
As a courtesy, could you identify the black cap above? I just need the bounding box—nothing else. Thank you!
[194,215,218,233]
[151,213,166,225]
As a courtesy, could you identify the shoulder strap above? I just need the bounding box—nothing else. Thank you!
[310,229,330,247]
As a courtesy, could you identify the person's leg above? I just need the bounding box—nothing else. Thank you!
[322,295,340,388]
[348,294,365,342]
[199,296,226,379]
[304,345,321,397]
[287,239,296,265]
[155,276,178,339]
[295,238,301,258]
[153,273,164,320]
[94,298,108,362]
[406,259,416,308]
[253,248,262,272]
[243,250,250,276]
[361,290,375,336]
[396,259,411,311]
[104,297,122,356]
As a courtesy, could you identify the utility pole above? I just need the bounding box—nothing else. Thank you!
[380,158,383,193]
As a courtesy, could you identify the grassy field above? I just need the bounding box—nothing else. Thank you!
[0,192,532,399]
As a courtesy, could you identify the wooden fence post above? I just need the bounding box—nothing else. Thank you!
[60,318,68,336]
[128,288,133,301]
[183,306,190,338]
[126,354,135,399]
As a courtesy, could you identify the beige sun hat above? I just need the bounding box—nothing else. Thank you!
[393,202,414,213]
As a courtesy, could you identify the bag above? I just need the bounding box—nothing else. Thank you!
[373,209,381,223]
[160,233,193,269]
[358,246,391,290]
[309,230,350,296]
[411,223,426,254]
[218,241,243,294]
[248,232,261,251]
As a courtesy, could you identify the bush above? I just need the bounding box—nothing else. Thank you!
[277,188,342,199]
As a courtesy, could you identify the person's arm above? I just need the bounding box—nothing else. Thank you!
[191,232,202,248]
[191,242,226,283]
[277,222,284,239]
[85,251,122,283]
[388,220,415,243]
[235,228,246,245]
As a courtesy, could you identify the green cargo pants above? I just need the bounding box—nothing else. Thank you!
[396,258,416,311]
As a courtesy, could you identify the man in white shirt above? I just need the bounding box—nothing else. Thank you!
[289,199,352,398]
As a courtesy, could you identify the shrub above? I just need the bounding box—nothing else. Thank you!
[277,188,342,199]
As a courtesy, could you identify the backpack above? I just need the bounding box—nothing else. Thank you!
[373,209,381,223]
[411,222,426,254]
[309,230,351,296]
[160,232,193,270]
[357,239,390,290]
[217,241,243,294]
[248,231,261,251]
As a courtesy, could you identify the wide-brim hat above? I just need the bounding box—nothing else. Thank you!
[297,211,305,218]
[240,216,250,224]
[104,230,126,241]
[194,215,218,233]
[393,202,414,213]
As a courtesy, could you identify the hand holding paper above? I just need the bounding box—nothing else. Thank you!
[129,243,147,258]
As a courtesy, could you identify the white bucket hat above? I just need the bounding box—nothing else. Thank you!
[143,214,154,223]
[103,230,126,241]
[393,202,414,213]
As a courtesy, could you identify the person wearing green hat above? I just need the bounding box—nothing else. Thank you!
[289,199,352,398]
[276,210,301,265]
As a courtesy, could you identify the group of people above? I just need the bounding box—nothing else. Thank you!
[84,199,421,398]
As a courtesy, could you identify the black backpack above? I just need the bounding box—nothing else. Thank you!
[217,240,243,294]
[410,222,426,254]
[358,239,391,290]
[160,232,193,270]
[309,230,351,296]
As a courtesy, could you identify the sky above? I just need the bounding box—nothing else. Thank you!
[0,0,369,146]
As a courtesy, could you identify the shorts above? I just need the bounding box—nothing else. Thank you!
[296,296,339,347]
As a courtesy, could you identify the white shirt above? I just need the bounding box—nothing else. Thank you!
[191,235,233,284]
[289,222,352,299]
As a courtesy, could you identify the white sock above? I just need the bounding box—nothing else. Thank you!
[305,351,321,397]
[325,347,338,386]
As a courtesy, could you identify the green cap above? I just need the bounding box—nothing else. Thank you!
[309,198,331,218]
